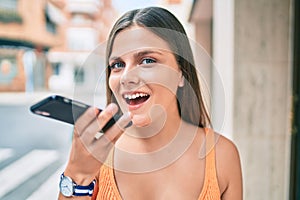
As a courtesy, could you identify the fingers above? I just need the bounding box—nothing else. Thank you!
[66,104,131,182]
[89,112,132,163]
[74,107,99,135]
[101,112,132,143]
[75,103,131,145]
[95,104,119,133]
[74,104,118,137]
[77,108,131,163]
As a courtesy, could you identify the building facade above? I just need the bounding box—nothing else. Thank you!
[0,0,59,92]
[46,0,118,99]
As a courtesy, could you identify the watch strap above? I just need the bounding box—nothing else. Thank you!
[74,179,96,196]
[61,173,96,197]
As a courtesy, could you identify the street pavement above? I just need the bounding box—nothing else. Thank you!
[0,92,75,200]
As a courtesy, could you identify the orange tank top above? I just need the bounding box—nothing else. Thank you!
[93,128,220,200]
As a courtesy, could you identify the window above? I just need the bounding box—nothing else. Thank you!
[74,67,84,84]
[67,27,98,51]
[0,0,22,23]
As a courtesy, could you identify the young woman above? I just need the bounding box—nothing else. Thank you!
[59,7,243,200]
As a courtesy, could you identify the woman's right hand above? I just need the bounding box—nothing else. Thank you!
[63,103,131,186]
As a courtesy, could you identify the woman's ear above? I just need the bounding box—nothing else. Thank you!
[178,71,184,87]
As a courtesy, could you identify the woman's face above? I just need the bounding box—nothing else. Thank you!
[108,26,183,127]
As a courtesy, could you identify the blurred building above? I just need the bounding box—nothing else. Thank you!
[0,0,118,94]
[0,0,59,92]
[46,0,118,95]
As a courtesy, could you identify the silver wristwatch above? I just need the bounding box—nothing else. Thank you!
[59,173,96,197]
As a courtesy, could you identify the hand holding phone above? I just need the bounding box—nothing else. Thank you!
[31,95,132,186]
[34,96,133,192]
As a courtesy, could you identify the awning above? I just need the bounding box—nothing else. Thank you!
[0,38,50,51]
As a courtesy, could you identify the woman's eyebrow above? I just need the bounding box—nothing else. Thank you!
[134,50,163,58]
[109,49,164,62]
[108,56,121,63]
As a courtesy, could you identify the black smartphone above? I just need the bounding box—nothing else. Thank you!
[30,95,121,133]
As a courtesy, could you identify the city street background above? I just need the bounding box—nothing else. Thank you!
[0,92,73,199]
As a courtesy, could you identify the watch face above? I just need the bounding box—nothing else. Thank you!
[60,176,74,197]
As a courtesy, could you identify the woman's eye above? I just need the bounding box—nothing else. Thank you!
[141,58,156,65]
[109,62,125,70]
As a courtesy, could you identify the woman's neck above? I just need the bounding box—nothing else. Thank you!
[116,110,182,153]
[113,113,199,173]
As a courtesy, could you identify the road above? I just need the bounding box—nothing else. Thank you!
[0,98,74,200]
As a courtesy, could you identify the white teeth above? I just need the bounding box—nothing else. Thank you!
[124,93,149,100]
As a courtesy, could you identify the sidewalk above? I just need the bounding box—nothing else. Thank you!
[0,91,74,106]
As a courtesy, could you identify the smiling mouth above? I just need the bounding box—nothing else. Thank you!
[123,92,150,106]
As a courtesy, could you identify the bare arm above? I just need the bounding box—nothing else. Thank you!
[216,136,243,200]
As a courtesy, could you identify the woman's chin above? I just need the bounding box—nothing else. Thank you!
[131,114,152,127]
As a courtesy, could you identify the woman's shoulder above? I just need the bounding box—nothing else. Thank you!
[215,133,241,163]
[213,131,243,197]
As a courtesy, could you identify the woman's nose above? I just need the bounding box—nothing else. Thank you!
[120,66,140,86]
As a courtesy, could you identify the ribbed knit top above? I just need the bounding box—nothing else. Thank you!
[93,128,220,200]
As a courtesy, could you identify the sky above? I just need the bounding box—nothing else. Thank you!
[112,0,159,14]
